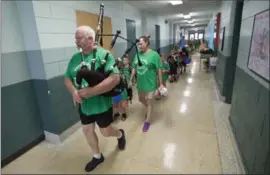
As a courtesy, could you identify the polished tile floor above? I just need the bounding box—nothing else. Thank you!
[2,56,223,174]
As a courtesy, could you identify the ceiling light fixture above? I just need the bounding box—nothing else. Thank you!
[183,14,191,19]
[177,13,184,17]
[169,0,183,5]
[184,15,191,19]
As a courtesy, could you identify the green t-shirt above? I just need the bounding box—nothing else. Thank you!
[64,47,119,116]
[132,49,162,92]
[122,66,131,84]
[162,61,170,82]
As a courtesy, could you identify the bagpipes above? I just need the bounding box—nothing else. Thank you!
[76,4,146,98]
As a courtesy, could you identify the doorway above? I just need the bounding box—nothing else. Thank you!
[155,24,160,53]
[126,19,136,61]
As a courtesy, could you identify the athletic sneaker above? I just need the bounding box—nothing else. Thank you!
[113,112,120,121]
[143,122,150,132]
[85,154,104,172]
[118,129,126,150]
[121,113,127,121]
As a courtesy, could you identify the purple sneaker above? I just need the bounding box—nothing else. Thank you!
[143,122,150,132]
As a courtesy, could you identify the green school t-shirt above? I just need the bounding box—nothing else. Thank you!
[64,47,119,116]
[122,66,131,84]
[162,61,170,82]
[132,49,162,92]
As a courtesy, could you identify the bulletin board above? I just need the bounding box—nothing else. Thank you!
[247,9,269,82]
[76,10,113,53]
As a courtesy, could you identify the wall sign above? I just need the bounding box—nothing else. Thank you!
[247,9,269,82]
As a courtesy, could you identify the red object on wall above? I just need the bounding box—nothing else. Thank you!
[216,12,221,46]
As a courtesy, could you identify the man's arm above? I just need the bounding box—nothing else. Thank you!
[64,78,77,95]
[64,58,82,104]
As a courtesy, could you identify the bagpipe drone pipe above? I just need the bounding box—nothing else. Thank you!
[75,4,146,97]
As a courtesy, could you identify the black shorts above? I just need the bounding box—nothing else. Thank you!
[78,106,113,128]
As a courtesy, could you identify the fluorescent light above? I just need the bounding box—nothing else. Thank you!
[184,15,191,19]
[169,1,183,5]
[176,13,184,17]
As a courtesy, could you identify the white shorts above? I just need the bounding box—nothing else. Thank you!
[137,90,155,100]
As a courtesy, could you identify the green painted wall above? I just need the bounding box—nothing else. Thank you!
[229,66,269,174]
[1,80,44,161]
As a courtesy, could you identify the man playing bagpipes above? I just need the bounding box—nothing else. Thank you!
[64,25,126,172]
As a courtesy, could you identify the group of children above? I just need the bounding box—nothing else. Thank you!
[167,47,190,83]
[111,47,191,121]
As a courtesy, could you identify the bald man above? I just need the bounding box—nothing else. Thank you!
[64,26,126,172]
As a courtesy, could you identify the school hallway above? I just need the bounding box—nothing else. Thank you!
[1,54,243,174]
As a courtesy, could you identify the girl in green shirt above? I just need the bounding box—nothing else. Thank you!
[112,57,131,121]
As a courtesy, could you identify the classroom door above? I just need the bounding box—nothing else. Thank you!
[126,19,136,61]
[155,24,160,53]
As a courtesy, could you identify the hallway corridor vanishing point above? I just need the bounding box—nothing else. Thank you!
[2,55,224,174]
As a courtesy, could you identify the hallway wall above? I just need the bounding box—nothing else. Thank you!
[215,0,237,97]
[140,11,171,56]
[1,1,44,162]
[229,0,269,174]
[1,0,173,165]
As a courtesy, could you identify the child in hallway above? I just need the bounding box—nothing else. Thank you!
[168,52,178,82]
[156,53,170,100]
[112,56,131,121]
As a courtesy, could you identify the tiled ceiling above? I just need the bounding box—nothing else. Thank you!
[126,0,221,28]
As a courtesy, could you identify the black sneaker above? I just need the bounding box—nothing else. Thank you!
[113,112,120,121]
[121,113,127,121]
[85,154,104,172]
[118,129,126,150]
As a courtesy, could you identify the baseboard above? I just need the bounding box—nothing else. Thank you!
[44,121,81,145]
[1,134,45,168]
[44,131,61,145]
[59,121,81,142]
[211,74,246,174]
[212,74,226,102]
[229,117,248,174]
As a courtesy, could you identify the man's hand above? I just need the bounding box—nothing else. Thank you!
[78,87,93,99]
[72,90,82,105]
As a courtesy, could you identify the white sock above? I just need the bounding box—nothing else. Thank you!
[117,131,122,139]
[93,153,101,159]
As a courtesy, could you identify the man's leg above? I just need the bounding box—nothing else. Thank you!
[97,108,126,150]
[82,124,100,156]
[79,112,104,172]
